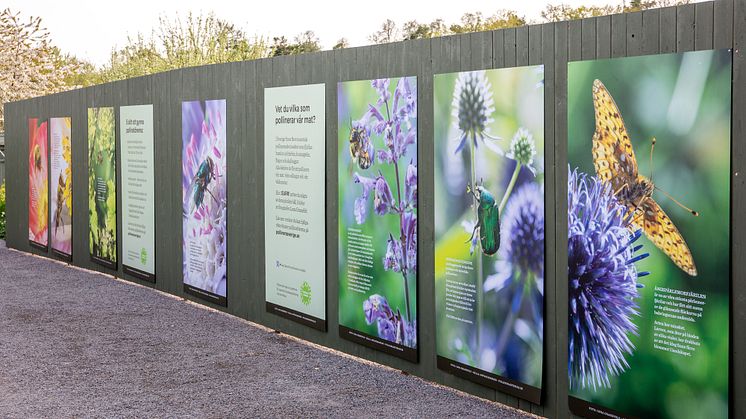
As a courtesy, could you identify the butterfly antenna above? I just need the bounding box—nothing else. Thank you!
[649,137,656,183]
[654,185,699,217]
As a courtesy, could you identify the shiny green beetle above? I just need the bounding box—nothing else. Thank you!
[467,183,500,256]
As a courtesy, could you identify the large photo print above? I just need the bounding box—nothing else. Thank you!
[182,100,227,305]
[88,108,117,268]
[338,77,418,361]
[28,118,49,250]
[433,66,545,403]
[567,50,731,419]
[50,117,73,258]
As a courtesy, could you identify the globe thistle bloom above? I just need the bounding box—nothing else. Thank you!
[567,168,649,390]
[451,71,501,154]
[484,183,545,340]
[506,128,538,175]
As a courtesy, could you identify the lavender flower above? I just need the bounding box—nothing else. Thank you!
[451,71,501,154]
[363,294,416,347]
[374,175,395,215]
[383,234,403,272]
[567,168,649,390]
[403,212,417,273]
[405,161,417,208]
[371,79,391,105]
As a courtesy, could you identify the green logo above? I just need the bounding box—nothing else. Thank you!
[300,281,312,306]
[140,248,148,265]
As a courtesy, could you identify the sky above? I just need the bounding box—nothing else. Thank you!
[11,0,633,66]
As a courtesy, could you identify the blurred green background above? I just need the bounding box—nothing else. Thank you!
[568,50,731,419]
[433,66,544,386]
[337,78,417,344]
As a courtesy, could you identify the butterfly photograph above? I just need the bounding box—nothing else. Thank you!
[567,50,731,419]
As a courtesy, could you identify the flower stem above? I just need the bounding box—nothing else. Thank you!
[499,162,521,214]
[469,135,484,354]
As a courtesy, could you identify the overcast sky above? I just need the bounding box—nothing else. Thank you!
[10,0,650,65]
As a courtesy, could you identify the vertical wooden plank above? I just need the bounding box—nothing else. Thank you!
[554,18,571,419]
[493,30,505,69]
[732,2,746,418]
[714,0,734,49]
[469,31,493,70]
[695,1,715,51]
[504,28,517,68]
[568,20,582,62]
[581,18,596,60]
[611,13,627,58]
[537,21,555,419]
[627,11,643,56]
[529,24,542,66]
[660,6,678,53]
[677,3,696,52]
[596,15,612,59]
[642,9,661,55]
[516,26,529,66]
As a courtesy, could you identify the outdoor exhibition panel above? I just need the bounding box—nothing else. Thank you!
[3,1,745,418]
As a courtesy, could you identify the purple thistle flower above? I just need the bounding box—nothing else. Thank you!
[484,183,544,333]
[451,71,501,154]
[567,168,649,390]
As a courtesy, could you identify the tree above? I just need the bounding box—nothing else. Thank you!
[369,19,399,44]
[270,30,321,56]
[0,8,82,131]
[333,38,350,49]
[94,12,270,83]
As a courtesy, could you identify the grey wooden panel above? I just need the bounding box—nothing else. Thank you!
[695,2,715,50]
[540,21,556,419]
[732,2,745,419]
[596,16,612,59]
[611,13,627,58]
[516,26,529,66]
[677,3,696,51]
[504,28,517,67]
[714,0,734,49]
[493,30,505,68]
[469,31,493,70]
[627,11,643,55]
[554,19,571,419]
[569,19,582,62]
[660,6,678,53]
[581,18,597,60]
[642,9,661,54]
[529,25,543,66]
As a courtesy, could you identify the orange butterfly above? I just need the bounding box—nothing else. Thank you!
[591,79,698,276]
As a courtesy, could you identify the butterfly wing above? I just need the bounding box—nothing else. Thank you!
[633,197,697,276]
[591,79,639,192]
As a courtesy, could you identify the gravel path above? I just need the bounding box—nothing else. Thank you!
[0,243,533,418]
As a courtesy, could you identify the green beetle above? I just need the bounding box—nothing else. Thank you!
[467,183,500,256]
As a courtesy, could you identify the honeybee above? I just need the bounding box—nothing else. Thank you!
[349,120,374,170]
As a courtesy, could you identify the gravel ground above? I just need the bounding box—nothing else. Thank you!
[0,243,533,418]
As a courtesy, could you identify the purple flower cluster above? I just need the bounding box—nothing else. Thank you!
[352,77,418,348]
[364,294,417,348]
[568,168,649,390]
